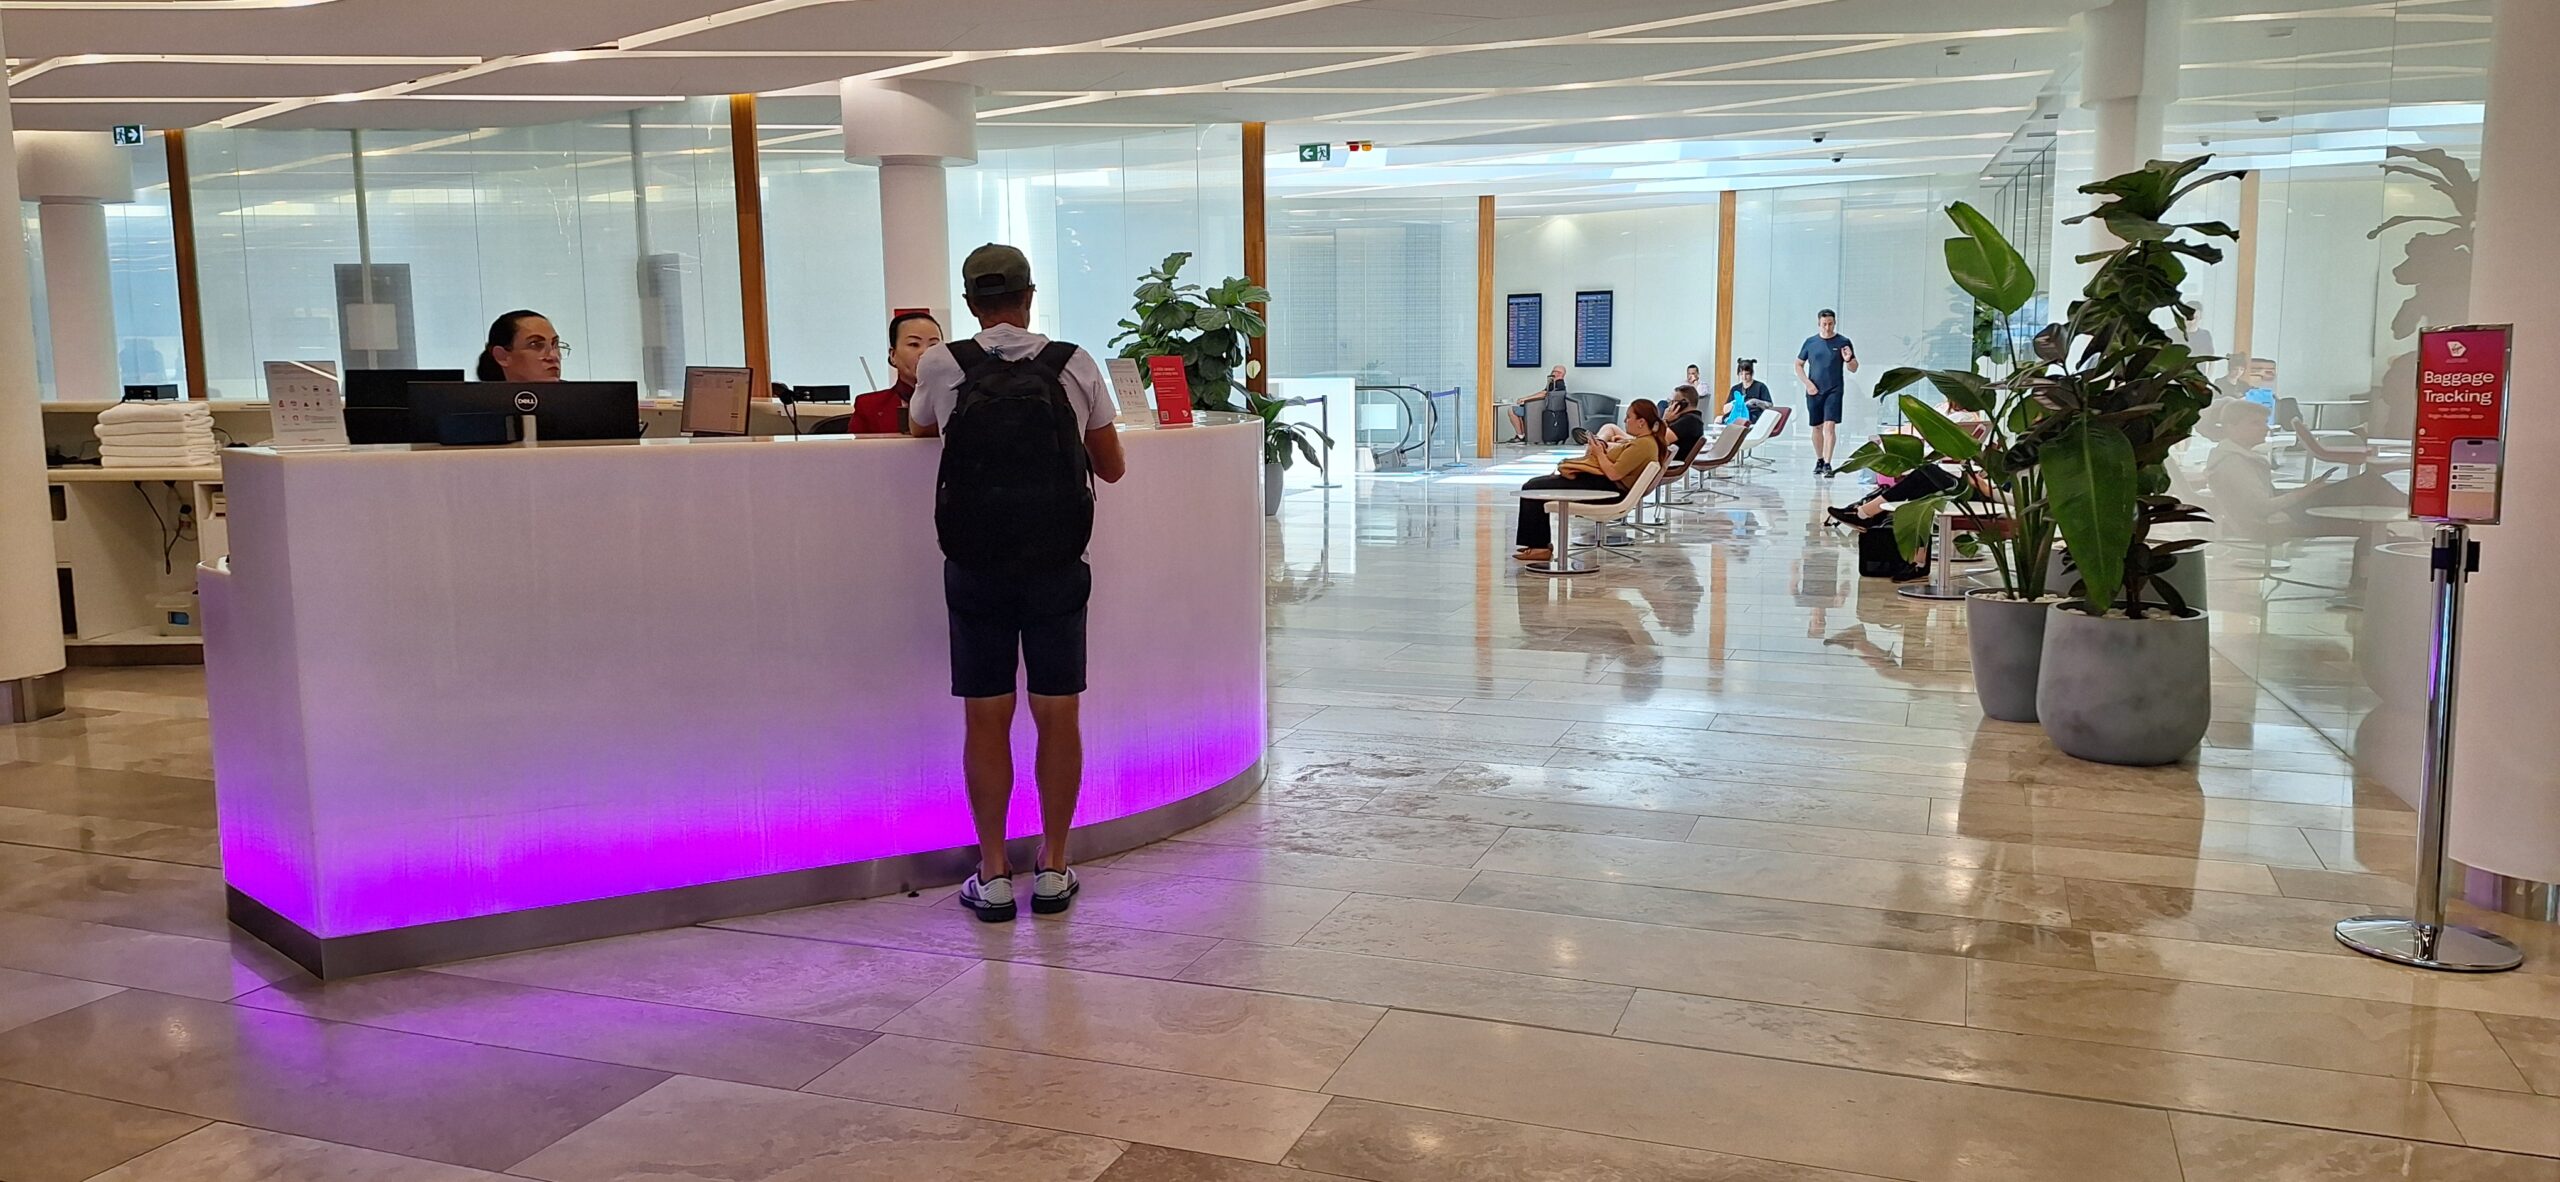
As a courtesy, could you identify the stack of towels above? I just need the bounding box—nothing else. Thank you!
[95,401,218,469]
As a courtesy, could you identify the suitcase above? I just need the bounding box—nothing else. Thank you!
[1857,522,1923,578]
[1538,397,1573,444]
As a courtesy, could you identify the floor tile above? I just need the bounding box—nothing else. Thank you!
[1475,827,2071,924]
[1447,761,1940,832]
[1294,705,1575,746]
[1455,869,2098,968]
[812,1034,1326,1162]
[1299,894,1968,1023]
[1356,786,1695,840]
[1097,1143,1357,1182]
[1178,941,1633,1034]
[1103,840,1477,901]
[711,891,1218,977]
[1285,1096,1882,1182]
[881,961,1383,1090]
[82,1123,504,1181]
[0,1079,205,1182]
[1171,804,1504,868]
[511,1074,1126,1182]
[0,845,231,940]
[2088,932,2419,1004]
[1965,960,2530,1090]
[2169,1111,2560,1181]
[0,965,120,1035]
[2064,878,2385,954]
[0,909,300,1001]
[0,804,219,868]
[2435,1084,2560,1157]
[1614,989,2463,1141]
[2271,865,2413,903]
[2481,1013,2560,1095]
[237,969,873,1088]
[0,990,662,1172]
[1931,800,2329,868]
[439,925,973,1029]
[1323,1011,2183,1182]
[0,761,216,829]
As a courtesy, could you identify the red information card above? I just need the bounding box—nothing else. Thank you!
[1146,355,1195,427]
[2411,325,2513,524]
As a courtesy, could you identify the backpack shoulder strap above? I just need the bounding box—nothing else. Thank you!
[1032,340,1079,376]
[946,339,991,370]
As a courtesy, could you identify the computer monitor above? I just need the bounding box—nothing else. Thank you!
[400,381,644,445]
[343,369,465,445]
[681,366,754,437]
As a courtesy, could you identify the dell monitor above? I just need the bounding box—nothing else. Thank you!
[397,381,644,446]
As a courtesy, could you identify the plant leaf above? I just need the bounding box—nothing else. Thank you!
[1898,395,1983,462]
[2043,418,2139,614]
[1944,200,2036,314]
[1891,494,1954,564]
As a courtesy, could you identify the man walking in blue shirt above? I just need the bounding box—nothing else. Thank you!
[1794,309,1858,477]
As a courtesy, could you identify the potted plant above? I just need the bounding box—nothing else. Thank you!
[1111,252,1325,514]
[1838,202,2060,722]
[2026,156,2242,765]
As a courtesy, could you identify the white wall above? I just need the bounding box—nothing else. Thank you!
[1493,205,1718,413]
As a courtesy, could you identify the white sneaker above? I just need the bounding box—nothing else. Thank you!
[1032,867,1080,915]
[959,872,1015,923]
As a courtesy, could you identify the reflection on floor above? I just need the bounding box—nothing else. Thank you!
[3,439,2556,1182]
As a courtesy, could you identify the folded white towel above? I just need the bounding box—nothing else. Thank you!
[97,401,213,426]
[97,416,214,436]
[95,427,213,447]
[102,452,217,469]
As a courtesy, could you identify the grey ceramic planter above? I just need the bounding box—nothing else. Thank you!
[2045,547,2209,611]
[2036,602,2212,766]
[1966,591,2052,723]
[1263,462,1283,517]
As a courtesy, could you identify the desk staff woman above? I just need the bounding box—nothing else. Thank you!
[479,309,568,382]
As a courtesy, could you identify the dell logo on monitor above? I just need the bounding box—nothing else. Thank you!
[512,389,541,412]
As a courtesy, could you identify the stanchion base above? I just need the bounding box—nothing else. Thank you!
[2334,916,2524,972]
[1525,559,1592,576]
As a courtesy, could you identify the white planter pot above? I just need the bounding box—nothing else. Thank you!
[1263,462,1283,517]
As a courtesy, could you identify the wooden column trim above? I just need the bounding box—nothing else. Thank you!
[727,94,771,388]
[163,130,210,401]
[1476,194,1496,458]
[1242,121,1268,398]
[1713,189,1738,391]
[2231,170,2262,362]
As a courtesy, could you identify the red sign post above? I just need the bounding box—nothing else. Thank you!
[2411,325,2513,524]
[1146,355,1195,427]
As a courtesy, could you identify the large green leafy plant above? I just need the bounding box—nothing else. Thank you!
[1111,251,1267,413]
[1837,202,2058,600]
[2034,156,2241,617]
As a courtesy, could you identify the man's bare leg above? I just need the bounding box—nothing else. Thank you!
[1027,693,1082,871]
[962,693,1017,880]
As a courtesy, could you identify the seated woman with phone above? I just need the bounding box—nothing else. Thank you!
[1512,397,1669,563]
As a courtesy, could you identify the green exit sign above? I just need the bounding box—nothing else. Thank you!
[111,125,144,146]
[1298,142,1331,163]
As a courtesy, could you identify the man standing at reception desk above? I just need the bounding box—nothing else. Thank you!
[912,243,1128,923]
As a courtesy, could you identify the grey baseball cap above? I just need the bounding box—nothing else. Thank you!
[961,243,1035,296]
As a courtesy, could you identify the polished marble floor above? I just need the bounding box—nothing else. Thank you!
[3,439,2557,1181]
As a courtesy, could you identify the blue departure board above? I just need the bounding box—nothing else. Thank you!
[1505,294,1542,367]
[1574,290,1613,367]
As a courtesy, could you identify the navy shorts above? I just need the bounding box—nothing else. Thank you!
[943,560,1092,699]
[1806,388,1846,425]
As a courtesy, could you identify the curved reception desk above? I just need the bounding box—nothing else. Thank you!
[201,417,1266,976]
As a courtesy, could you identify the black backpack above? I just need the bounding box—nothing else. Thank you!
[934,339,1095,574]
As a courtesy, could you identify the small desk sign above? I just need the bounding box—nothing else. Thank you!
[264,360,348,450]
[1145,356,1195,427]
[112,124,145,147]
[1105,357,1153,421]
[2411,324,2512,525]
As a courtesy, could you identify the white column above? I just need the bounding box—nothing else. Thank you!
[2447,0,2560,899]
[841,78,978,327]
[2073,0,2180,277]
[14,130,135,403]
[0,17,70,721]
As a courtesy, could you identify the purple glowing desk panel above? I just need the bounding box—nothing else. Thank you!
[200,419,1266,975]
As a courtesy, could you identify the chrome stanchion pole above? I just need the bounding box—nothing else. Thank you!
[2335,523,2523,972]
[1312,391,1340,490]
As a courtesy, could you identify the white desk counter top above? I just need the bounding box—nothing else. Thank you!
[202,416,1266,975]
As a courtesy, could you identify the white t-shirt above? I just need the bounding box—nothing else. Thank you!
[908,323,1114,433]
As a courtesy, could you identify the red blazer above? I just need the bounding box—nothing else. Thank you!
[848,379,914,434]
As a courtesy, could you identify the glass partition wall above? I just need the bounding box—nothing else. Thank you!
[18,135,186,399]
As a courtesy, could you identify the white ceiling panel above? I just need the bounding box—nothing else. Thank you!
[9,60,438,100]
[248,97,659,131]
[0,0,733,59]
[5,98,270,132]
[419,54,928,97]
[648,0,1281,53]
[921,51,1372,92]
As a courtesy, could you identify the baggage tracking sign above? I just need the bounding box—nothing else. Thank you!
[2412,325,2513,524]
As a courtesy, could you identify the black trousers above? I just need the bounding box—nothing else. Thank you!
[1852,463,1961,509]
[1516,472,1623,549]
